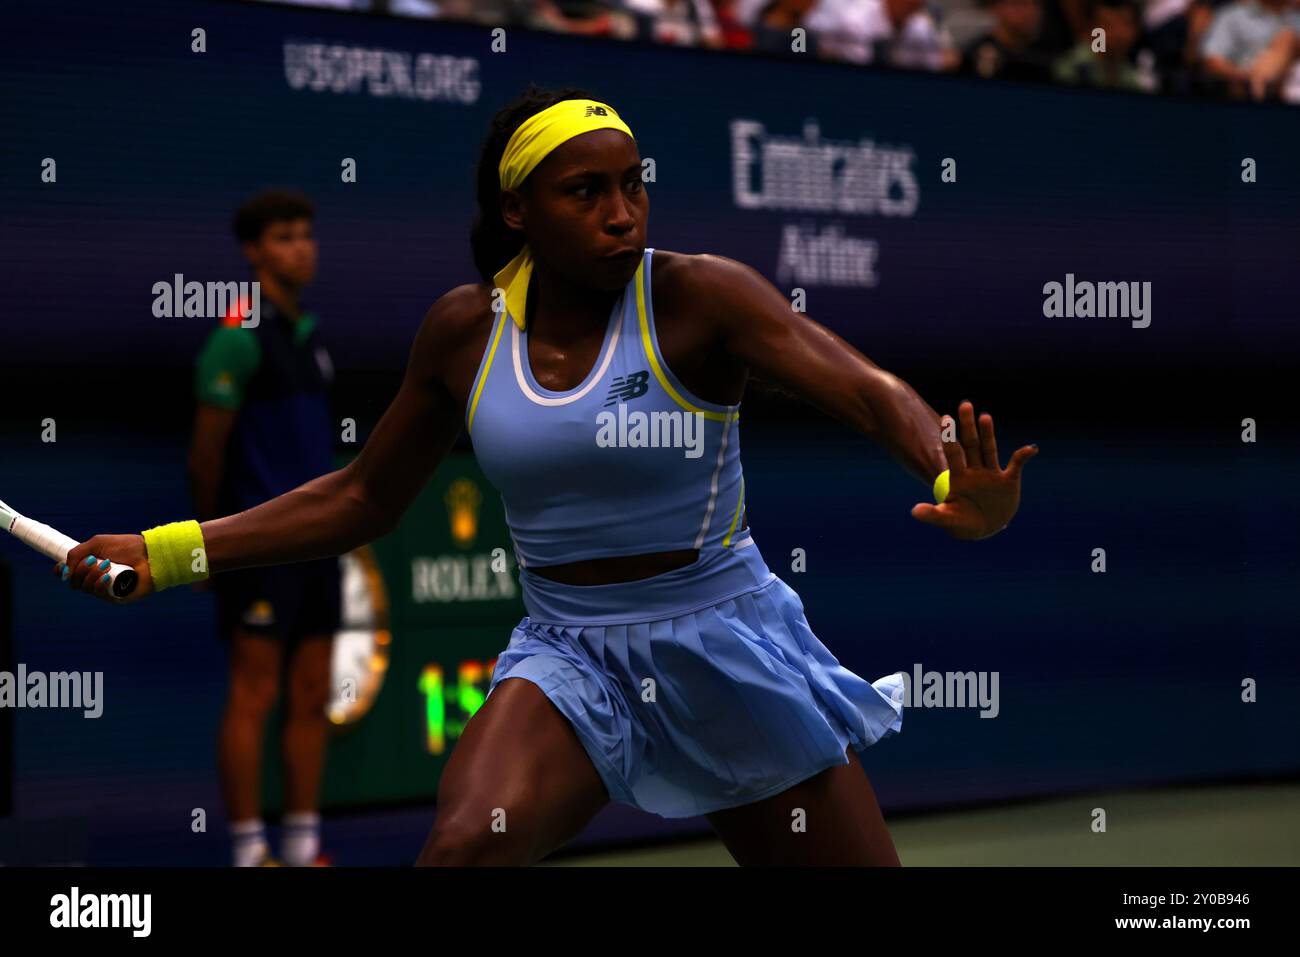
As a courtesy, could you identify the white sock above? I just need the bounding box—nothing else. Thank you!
[231,819,269,867]
[281,811,321,866]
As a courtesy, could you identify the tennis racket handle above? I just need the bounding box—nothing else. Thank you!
[12,516,139,600]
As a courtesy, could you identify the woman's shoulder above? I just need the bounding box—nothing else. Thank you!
[409,282,501,388]
[420,281,498,345]
[652,249,771,317]
[652,248,750,293]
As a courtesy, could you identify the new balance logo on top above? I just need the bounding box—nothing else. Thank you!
[597,368,704,457]
[605,371,650,406]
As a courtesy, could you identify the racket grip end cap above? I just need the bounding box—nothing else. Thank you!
[109,566,138,600]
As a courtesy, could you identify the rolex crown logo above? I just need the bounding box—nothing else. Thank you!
[445,478,483,549]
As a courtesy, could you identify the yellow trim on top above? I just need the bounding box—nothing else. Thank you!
[722,476,745,547]
[635,261,737,424]
[467,310,508,433]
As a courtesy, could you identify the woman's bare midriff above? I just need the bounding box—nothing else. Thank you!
[528,548,699,585]
[528,519,748,585]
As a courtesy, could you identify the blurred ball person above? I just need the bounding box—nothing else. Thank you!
[190,190,340,866]
[1055,0,1157,90]
[963,0,1056,81]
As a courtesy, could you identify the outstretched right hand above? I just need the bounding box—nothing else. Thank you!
[55,534,156,604]
[910,402,1038,541]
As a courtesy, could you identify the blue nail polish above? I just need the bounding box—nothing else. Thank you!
[100,573,111,584]
[61,565,71,581]
[85,556,96,566]
[98,558,111,570]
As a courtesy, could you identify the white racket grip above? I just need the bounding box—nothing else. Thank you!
[11,515,139,600]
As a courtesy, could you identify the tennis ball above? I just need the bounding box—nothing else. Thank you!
[933,469,950,504]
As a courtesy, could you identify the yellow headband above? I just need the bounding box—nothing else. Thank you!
[493,99,636,330]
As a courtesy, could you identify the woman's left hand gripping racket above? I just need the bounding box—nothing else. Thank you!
[0,497,139,601]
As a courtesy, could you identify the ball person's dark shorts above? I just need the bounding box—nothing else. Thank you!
[213,557,341,643]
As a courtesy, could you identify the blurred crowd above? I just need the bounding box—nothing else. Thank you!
[263,0,1300,102]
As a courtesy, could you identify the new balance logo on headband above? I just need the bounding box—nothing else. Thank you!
[584,105,610,117]
[605,371,649,406]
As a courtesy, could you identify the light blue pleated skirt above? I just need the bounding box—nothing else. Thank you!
[486,537,905,819]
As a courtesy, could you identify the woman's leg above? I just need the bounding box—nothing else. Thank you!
[705,747,901,866]
[416,676,610,866]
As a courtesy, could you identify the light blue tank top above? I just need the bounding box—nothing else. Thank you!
[467,247,754,573]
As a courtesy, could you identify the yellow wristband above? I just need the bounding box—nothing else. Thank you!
[140,520,208,590]
[933,469,950,504]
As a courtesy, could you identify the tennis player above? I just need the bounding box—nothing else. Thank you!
[58,87,1035,866]
[193,190,339,866]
